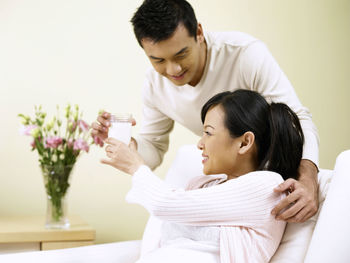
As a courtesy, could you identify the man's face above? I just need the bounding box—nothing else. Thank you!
[141,24,206,86]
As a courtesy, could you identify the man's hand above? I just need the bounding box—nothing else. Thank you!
[91,111,137,141]
[271,159,319,223]
[91,111,111,141]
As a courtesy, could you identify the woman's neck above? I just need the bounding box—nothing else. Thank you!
[227,157,258,180]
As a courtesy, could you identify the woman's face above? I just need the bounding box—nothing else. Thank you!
[197,105,242,177]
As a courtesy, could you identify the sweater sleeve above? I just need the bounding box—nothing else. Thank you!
[136,72,174,170]
[126,165,284,227]
[239,41,319,167]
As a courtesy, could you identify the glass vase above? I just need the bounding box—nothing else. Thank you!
[46,193,69,229]
[41,163,74,229]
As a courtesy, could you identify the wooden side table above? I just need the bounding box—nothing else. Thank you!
[0,215,95,254]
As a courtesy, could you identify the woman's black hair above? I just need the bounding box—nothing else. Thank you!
[201,90,304,180]
[131,0,198,47]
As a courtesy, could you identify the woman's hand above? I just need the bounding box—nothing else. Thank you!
[101,137,144,175]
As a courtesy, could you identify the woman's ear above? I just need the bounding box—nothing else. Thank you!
[238,131,255,154]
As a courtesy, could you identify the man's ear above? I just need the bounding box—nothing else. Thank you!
[238,131,255,154]
[197,23,204,43]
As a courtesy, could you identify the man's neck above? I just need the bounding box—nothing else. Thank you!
[188,39,207,87]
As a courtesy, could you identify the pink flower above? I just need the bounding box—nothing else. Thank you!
[92,135,104,147]
[73,138,89,153]
[67,138,74,149]
[78,120,90,132]
[20,125,38,136]
[30,140,36,149]
[45,136,63,149]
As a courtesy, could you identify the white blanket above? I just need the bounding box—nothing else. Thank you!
[0,240,141,263]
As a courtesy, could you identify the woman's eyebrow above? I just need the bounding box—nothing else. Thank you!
[204,125,215,129]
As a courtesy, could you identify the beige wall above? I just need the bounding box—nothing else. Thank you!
[0,0,349,244]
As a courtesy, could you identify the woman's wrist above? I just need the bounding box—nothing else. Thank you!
[130,160,145,175]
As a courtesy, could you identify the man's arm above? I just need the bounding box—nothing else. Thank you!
[239,41,320,222]
[136,75,174,170]
[136,105,174,170]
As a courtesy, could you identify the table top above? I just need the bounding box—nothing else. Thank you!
[0,215,95,243]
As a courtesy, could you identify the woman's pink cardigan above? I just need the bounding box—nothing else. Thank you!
[126,165,286,263]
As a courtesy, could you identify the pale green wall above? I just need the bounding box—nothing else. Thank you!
[0,0,349,243]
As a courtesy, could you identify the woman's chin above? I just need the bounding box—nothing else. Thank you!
[202,167,210,175]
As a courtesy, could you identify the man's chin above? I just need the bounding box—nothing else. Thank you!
[166,77,187,86]
[166,71,190,86]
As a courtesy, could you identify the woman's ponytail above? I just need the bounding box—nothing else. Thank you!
[262,103,304,180]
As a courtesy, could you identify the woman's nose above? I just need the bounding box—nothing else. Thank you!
[197,139,204,150]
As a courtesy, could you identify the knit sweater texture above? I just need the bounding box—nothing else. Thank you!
[126,165,286,263]
[137,31,319,170]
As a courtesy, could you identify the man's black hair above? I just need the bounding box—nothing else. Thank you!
[131,0,198,47]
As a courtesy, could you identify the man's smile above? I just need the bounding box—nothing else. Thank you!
[170,70,187,80]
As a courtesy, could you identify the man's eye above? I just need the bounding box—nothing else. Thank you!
[176,54,187,60]
[155,59,164,64]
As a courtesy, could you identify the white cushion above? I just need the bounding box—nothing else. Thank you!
[270,169,332,263]
[141,144,333,263]
[164,145,204,188]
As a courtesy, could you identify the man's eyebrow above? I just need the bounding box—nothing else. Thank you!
[149,47,188,60]
[174,47,188,56]
[149,55,163,60]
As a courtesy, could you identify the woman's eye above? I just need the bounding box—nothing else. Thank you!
[203,131,211,136]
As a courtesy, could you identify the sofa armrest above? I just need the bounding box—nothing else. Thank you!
[304,150,350,263]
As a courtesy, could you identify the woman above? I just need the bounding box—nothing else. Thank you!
[101,90,304,263]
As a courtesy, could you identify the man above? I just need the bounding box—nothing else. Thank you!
[92,0,319,223]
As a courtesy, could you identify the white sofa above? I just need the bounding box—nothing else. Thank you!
[1,145,350,263]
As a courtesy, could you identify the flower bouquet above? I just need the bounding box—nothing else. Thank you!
[18,104,103,229]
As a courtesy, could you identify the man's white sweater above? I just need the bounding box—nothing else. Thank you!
[137,31,319,170]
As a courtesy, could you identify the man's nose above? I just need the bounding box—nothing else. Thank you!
[166,62,182,76]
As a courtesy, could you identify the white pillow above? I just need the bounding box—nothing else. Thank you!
[140,145,333,263]
[164,145,204,188]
